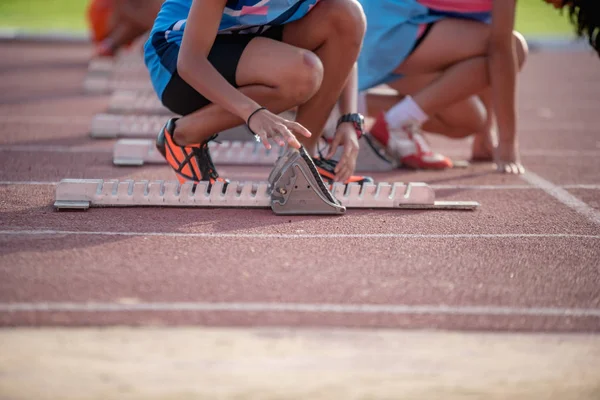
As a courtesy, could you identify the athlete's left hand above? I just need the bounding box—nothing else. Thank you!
[326,122,360,183]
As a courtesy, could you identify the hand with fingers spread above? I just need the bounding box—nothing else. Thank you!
[246,107,311,150]
[495,142,525,175]
[325,121,360,183]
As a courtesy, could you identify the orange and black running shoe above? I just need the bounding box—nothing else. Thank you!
[156,118,226,186]
[312,157,374,186]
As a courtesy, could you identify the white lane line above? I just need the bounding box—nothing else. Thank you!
[522,172,600,225]
[1,301,599,318]
[521,149,600,157]
[0,230,598,240]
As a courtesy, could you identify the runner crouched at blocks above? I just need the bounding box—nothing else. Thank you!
[358,0,529,174]
[88,0,163,57]
[144,0,372,187]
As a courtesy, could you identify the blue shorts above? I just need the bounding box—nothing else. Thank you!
[145,25,283,116]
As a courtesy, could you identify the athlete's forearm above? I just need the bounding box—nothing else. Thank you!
[338,63,358,115]
[489,41,517,148]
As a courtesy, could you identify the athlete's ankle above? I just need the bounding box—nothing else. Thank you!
[384,95,428,130]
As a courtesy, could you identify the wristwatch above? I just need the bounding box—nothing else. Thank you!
[336,113,365,139]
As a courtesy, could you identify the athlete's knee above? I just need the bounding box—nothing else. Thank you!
[282,50,323,103]
[320,0,366,46]
[513,31,529,70]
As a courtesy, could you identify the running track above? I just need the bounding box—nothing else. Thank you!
[0,40,599,332]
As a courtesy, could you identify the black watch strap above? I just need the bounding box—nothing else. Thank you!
[336,113,365,139]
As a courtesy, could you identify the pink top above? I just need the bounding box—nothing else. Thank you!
[417,0,492,13]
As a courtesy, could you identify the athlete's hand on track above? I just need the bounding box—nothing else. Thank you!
[326,122,360,183]
[247,109,311,150]
[495,143,525,174]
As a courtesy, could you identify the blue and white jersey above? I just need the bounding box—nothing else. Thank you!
[145,0,320,98]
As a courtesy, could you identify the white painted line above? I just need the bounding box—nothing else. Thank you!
[522,172,600,225]
[564,184,600,190]
[0,230,598,240]
[521,149,600,157]
[1,301,599,318]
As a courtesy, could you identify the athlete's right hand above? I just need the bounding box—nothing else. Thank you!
[247,108,311,150]
[495,142,525,175]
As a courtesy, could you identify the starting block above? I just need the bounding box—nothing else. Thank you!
[91,114,263,143]
[88,55,145,74]
[55,147,479,214]
[112,137,395,172]
[90,114,170,139]
[113,139,285,167]
[108,90,169,114]
[84,72,153,94]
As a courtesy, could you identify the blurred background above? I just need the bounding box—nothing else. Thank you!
[0,0,576,37]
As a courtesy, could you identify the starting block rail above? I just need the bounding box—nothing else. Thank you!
[112,137,403,172]
[108,90,169,114]
[91,111,297,142]
[88,57,145,74]
[84,75,153,94]
[54,179,478,212]
[114,139,285,166]
[90,114,170,139]
[56,144,479,215]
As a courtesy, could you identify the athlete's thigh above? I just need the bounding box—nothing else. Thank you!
[281,0,364,51]
[236,37,321,87]
[396,18,490,75]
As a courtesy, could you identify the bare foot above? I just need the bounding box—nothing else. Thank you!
[470,132,494,162]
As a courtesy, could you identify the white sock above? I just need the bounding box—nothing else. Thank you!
[384,95,428,129]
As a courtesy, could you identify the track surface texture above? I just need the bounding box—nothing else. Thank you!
[1,41,599,329]
[0,41,599,399]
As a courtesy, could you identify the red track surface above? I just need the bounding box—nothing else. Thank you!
[0,42,599,331]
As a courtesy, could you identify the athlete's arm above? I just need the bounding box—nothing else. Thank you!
[326,63,360,182]
[489,0,523,174]
[177,0,261,122]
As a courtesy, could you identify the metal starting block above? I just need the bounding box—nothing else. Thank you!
[91,111,297,142]
[55,148,479,214]
[108,90,169,114]
[90,114,171,139]
[88,55,145,74]
[84,74,153,94]
[114,139,285,167]
[112,137,404,172]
